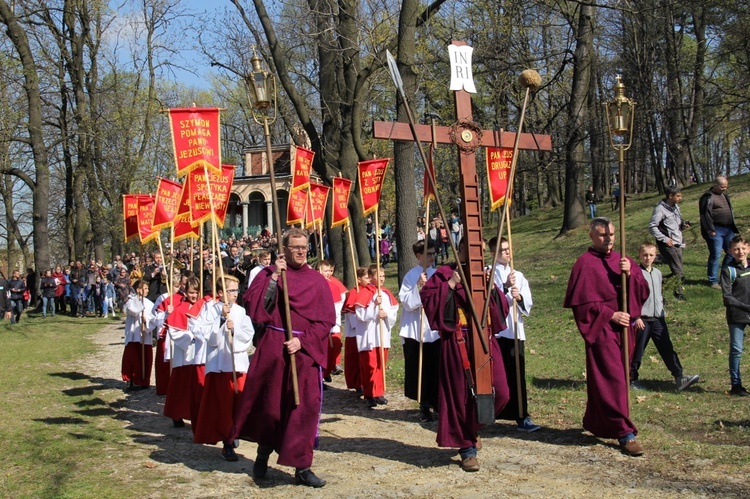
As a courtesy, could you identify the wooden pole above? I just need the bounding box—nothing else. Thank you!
[346,222,359,291]
[417,198,430,404]
[618,146,631,414]
[374,209,387,394]
[505,208,524,417]
[261,117,300,405]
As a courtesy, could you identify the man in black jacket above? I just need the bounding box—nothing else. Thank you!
[699,176,739,288]
[0,272,10,321]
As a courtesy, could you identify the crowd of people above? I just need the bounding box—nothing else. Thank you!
[0,175,747,486]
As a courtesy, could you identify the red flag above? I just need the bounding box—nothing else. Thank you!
[173,183,200,242]
[486,147,513,211]
[331,177,352,228]
[123,194,140,242]
[137,195,158,244]
[423,144,436,204]
[168,108,221,177]
[290,145,314,192]
[187,165,236,227]
[358,158,389,216]
[286,188,307,226]
[306,182,330,229]
[151,178,183,231]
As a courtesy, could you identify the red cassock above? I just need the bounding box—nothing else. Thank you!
[564,248,649,439]
[421,264,510,449]
[231,264,335,469]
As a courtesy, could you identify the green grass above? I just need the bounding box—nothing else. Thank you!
[383,174,750,475]
[0,313,158,498]
[3,175,750,496]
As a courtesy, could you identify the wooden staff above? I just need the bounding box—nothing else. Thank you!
[483,69,541,330]
[202,165,236,392]
[199,232,204,297]
[318,220,325,263]
[618,148,630,414]
[374,209,387,393]
[346,222,359,291]
[261,121,300,406]
[156,236,169,298]
[140,292,146,381]
[505,208,524,417]
[417,197,430,404]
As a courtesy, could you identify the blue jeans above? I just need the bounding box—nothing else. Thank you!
[705,225,735,284]
[9,299,23,323]
[42,296,55,317]
[728,323,746,386]
[588,203,597,219]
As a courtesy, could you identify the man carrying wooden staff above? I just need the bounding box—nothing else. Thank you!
[564,218,649,456]
[232,228,335,488]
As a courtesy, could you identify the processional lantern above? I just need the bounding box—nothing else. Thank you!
[604,75,635,147]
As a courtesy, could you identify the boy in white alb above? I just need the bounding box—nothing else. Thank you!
[121,279,155,390]
[355,264,398,408]
[399,240,440,421]
[193,275,255,461]
[488,236,541,432]
[342,268,370,392]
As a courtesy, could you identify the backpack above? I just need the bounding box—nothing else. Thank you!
[725,266,750,285]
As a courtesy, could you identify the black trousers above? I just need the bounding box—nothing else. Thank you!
[402,338,440,409]
[496,337,529,422]
[630,317,683,380]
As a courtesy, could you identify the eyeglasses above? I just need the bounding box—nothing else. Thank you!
[286,245,308,253]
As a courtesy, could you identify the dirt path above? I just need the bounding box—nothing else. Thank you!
[78,322,735,498]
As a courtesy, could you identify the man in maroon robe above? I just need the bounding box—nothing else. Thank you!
[232,228,335,488]
[564,217,649,456]
[420,238,510,472]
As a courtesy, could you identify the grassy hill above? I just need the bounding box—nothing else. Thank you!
[383,173,750,473]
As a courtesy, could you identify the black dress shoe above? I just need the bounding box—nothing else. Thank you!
[221,445,238,461]
[295,468,326,488]
[374,396,388,405]
[366,398,378,409]
[253,455,269,478]
[730,385,750,396]
[172,419,185,428]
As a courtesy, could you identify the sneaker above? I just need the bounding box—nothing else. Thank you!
[221,445,238,461]
[374,396,388,405]
[630,380,645,390]
[517,417,541,433]
[619,438,644,457]
[730,385,750,397]
[295,468,326,488]
[675,374,700,391]
[710,283,721,289]
[460,456,480,472]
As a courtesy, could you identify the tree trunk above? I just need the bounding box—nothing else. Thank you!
[559,4,594,235]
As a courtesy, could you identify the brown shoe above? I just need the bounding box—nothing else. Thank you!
[461,456,480,472]
[620,439,644,457]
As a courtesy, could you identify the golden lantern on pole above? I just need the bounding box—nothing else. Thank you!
[604,74,636,412]
[244,48,300,405]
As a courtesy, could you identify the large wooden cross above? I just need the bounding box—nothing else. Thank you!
[373,42,552,423]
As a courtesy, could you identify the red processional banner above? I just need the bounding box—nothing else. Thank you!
[306,182,330,229]
[286,188,307,226]
[168,108,222,177]
[151,178,183,231]
[423,144,436,204]
[173,183,200,242]
[291,145,314,192]
[123,194,141,242]
[358,158,390,216]
[486,147,514,211]
[137,195,158,244]
[331,177,352,228]
[188,164,236,227]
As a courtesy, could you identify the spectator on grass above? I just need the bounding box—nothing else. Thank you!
[40,269,57,318]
